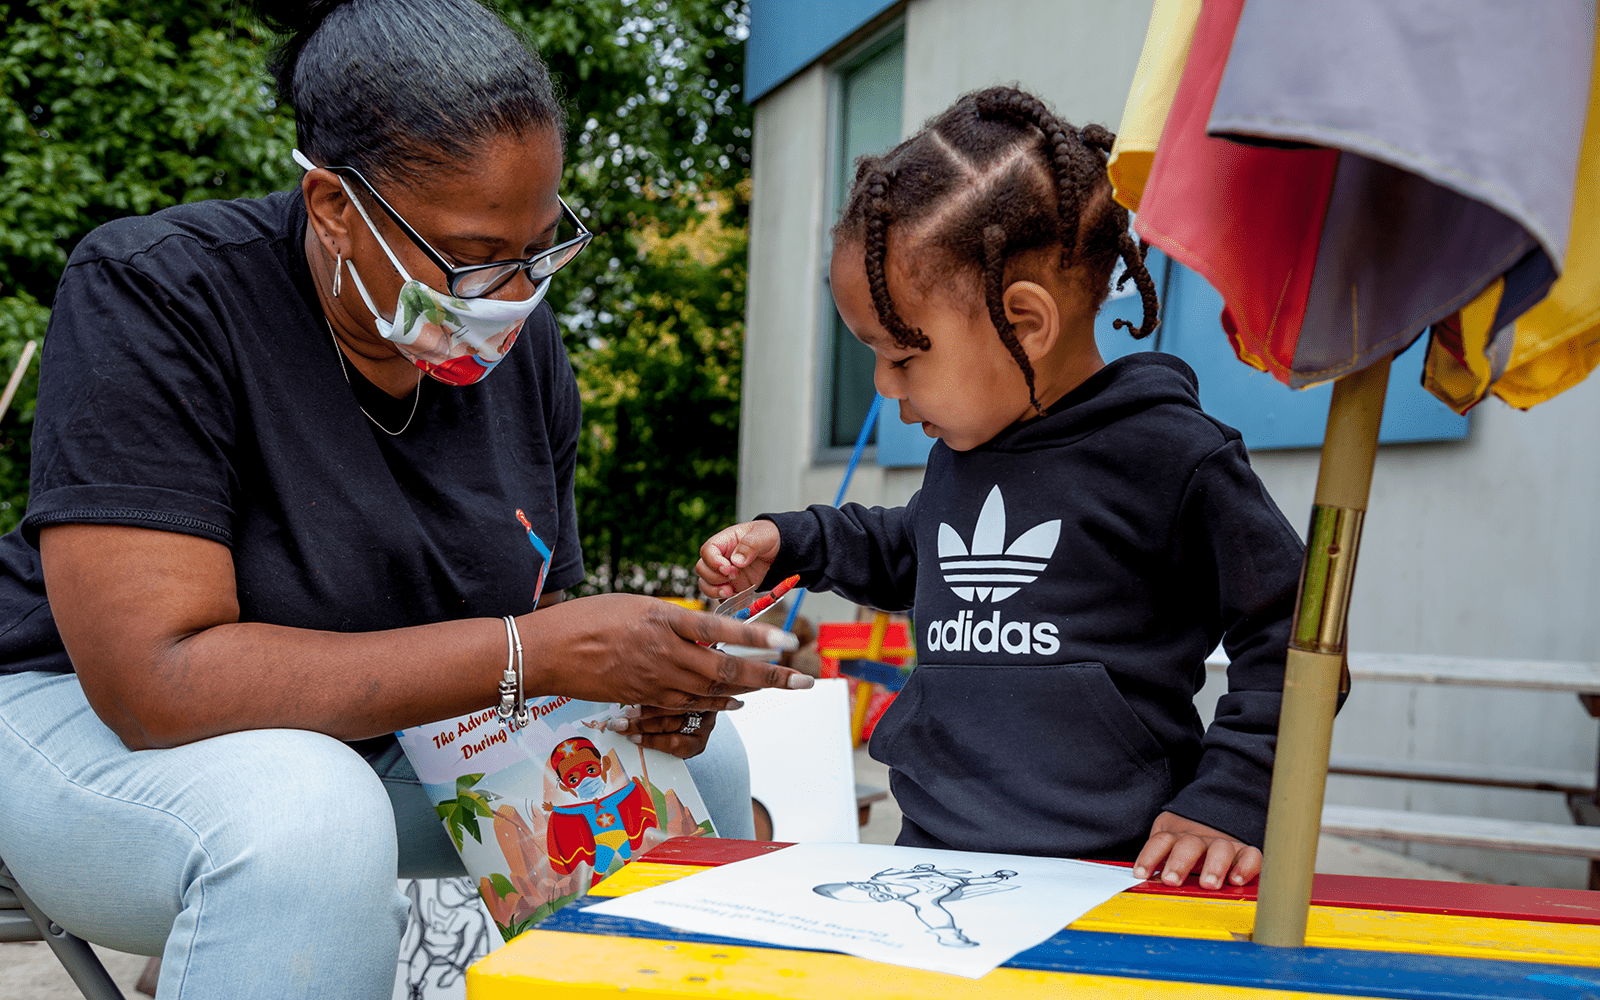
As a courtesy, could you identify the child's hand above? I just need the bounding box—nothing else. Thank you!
[1132,811,1262,890]
[696,520,782,598]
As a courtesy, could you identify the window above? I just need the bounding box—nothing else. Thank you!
[820,29,904,455]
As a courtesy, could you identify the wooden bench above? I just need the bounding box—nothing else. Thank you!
[854,783,888,826]
[1321,805,1600,859]
[1207,651,1600,886]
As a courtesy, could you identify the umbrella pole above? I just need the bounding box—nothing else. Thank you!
[1254,355,1391,947]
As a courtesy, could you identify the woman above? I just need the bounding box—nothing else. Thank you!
[0,1,804,996]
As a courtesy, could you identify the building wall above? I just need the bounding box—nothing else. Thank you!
[742,0,1600,887]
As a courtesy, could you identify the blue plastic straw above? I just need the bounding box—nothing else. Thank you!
[781,394,883,632]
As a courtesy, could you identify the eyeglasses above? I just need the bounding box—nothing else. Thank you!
[321,161,593,299]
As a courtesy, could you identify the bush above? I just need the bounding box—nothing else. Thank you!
[0,0,297,532]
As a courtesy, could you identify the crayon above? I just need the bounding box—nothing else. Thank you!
[734,574,801,621]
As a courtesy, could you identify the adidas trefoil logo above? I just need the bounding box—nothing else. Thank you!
[937,485,1060,602]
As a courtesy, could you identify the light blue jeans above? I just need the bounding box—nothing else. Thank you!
[0,670,751,999]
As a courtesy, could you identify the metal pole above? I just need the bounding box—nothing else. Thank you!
[1254,355,1391,947]
[0,340,37,422]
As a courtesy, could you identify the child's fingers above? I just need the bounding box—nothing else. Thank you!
[1228,846,1263,886]
[1196,838,1240,890]
[698,528,744,578]
[693,557,735,596]
[725,521,779,571]
[1131,831,1175,880]
[1158,834,1207,886]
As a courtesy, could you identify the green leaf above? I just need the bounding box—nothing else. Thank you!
[456,773,485,793]
[488,873,517,899]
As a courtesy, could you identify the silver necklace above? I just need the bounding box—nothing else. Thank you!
[326,320,422,437]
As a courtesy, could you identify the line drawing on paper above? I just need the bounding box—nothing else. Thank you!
[397,877,492,999]
[813,864,1018,948]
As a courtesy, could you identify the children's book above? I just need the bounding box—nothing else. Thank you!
[397,696,716,941]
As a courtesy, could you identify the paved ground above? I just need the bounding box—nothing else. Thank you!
[0,943,148,999]
[2,745,1485,998]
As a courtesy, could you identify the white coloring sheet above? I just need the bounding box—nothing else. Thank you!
[586,841,1143,979]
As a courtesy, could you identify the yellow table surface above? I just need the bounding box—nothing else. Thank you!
[468,861,1600,999]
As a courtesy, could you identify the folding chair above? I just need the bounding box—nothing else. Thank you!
[0,851,126,999]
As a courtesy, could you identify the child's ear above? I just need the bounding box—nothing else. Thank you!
[1001,280,1060,362]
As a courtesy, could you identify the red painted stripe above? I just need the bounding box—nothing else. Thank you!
[643,837,794,866]
[1133,0,1336,382]
[641,838,1600,926]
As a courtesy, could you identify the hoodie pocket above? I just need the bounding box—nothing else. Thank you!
[870,662,1172,857]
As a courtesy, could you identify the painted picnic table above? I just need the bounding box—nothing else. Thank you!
[466,837,1600,999]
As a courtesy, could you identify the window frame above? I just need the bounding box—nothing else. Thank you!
[813,19,906,465]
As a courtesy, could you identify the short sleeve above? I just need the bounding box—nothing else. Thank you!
[23,250,239,548]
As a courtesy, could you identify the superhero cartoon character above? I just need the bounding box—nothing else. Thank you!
[544,737,659,887]
[814,865,1017,948]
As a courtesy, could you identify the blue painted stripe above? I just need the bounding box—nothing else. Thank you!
[540,899,1600,999]
[746,0,899,102]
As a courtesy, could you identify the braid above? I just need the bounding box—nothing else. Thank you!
[861,168,930,351]
[1078,123,1116,155]
[1083,122,1160,339]
[973,88,1090,269]
[832,86,1164,418]
[983,225,1042,414]
[1113,230,1160,339]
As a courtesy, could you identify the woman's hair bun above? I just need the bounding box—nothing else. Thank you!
[249,0,355,38]
[254,0,565,188]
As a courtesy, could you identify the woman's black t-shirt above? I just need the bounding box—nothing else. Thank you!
[0,189,584,675]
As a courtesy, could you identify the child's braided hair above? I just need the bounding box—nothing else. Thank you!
[836,86,1158,414]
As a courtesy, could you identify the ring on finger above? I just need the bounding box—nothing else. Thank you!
[678,711,704,735]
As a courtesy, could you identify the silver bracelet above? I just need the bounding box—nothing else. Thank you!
[496,615,527,725]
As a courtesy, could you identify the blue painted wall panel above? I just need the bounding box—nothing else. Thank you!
[876,390,934,467]
[1156,256,1469,450]
[747,0,899,102]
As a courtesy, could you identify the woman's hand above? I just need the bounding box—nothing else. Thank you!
[42,525,808,751]
[605,705,723,759]
[696,520,782,599]
[522,593,808,713]
[1132,811,1262,889]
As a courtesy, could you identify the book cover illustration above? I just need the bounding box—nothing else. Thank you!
[397,696,716,942]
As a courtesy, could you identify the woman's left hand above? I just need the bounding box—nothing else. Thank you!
[605,703,735,759]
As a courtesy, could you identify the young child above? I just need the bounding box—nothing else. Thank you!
[698,87,1305,890]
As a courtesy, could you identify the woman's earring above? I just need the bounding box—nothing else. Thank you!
[332,250,343,297]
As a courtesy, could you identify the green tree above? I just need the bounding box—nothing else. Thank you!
[0,0,297,530]
[0,0,752,590]
[506,0,752,594]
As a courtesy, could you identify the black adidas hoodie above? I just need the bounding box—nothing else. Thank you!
[761,354,1303,860]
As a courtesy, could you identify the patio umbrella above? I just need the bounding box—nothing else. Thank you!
[1108,0,1597,946]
